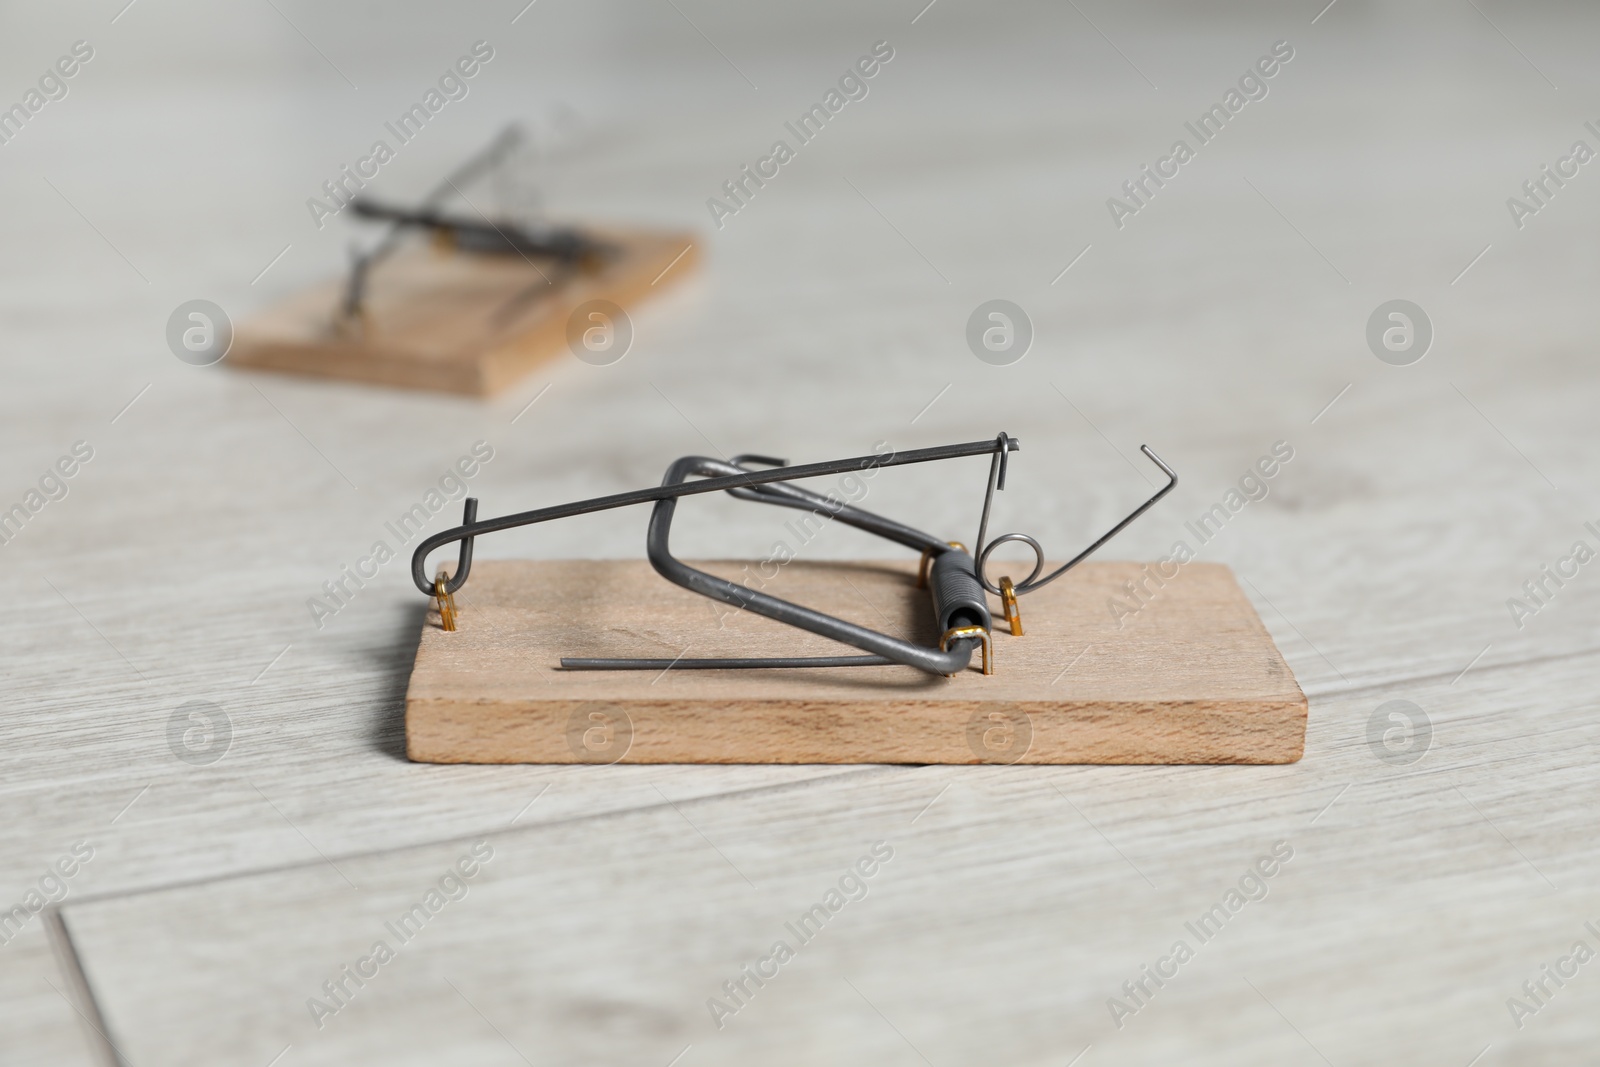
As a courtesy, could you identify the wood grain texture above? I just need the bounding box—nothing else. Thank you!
[228,227,696,395]
[405,560,1306,764]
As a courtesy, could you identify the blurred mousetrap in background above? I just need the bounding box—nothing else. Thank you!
[229,125,697,395]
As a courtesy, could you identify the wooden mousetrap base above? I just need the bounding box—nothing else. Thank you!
[228,227,696,396]
[404,559,1306,765]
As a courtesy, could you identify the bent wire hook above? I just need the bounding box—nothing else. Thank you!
[410,434,1175,677]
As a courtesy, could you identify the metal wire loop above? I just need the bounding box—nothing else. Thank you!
[974,440,1177,597]
[977,532,1045,592]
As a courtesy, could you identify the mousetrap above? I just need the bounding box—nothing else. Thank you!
[403,435,1307,764]
[229,126,697,395]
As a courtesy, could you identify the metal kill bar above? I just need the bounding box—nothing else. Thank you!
[410,436,1022,596]
[560,453,991,675]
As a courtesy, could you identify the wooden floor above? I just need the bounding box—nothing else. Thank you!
[3,3,1599,1064]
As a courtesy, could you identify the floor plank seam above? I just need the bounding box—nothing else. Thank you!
[54,765,891,911]
[42,907,123,1067]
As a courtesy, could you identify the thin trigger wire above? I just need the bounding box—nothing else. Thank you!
[975,442,1178,598]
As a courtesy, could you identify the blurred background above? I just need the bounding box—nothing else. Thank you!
[3,1,1598,1064]
[4,0,1594,672]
